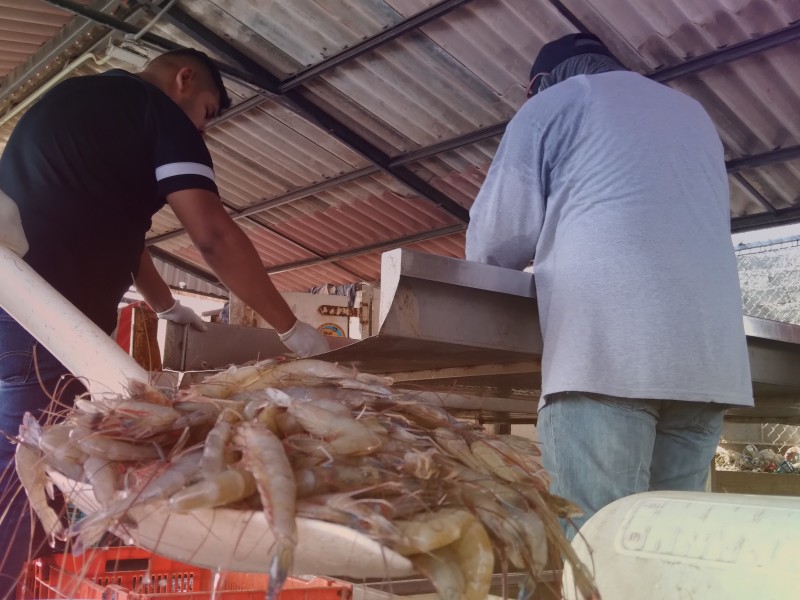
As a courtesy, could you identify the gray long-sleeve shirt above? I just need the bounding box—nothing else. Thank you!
[466,70,753,407]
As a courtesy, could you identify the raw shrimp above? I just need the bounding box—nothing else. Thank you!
[235,422,297,600]
[525,487,601,600]
[261,359,392,392]
[167,468,256,511]
[201,414,238,475]
[70,450,204,554]
[76,434,162,461]
[191,358,284,399]
[394,508,493,600]
[470,436,550,490]
[458,482,546,573]
[23,356,596,599]
[409,547,465,600]
[393,507,471,555]
[15,442,65,545]
[294,462,390,498]
[394,400,458,429]
[279,386,376,408]
[288,402,382,456]
[16,412,82,480]
[127,379,173,406]
[38,424,84,460]
[173,400,223,429]
[73,400,181,439]
[400,449,438,480]
[432,427,487,473]
[196,358,392,398]
[295,490,398,540]
[83,456,121,506]
[34,423,86,481]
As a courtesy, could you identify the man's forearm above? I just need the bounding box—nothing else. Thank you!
[198,226,296,333]
[134,249,174,312]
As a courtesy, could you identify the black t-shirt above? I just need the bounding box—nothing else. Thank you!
[0,70,218,333]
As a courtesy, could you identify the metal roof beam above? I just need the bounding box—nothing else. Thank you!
[266,224,465,274]
[43,1,800,250]
[390,123,507,166]
[207,0,478,129]
[730,173,778,214]
[726,145,800,173]
[545,0,590,34]
[732,206,800,232]
[45,1,800,189]
[146,166,380,245]
[147,245,222,287]
[160,7,470,223]
[278,0,475,93]
[43,0,181,51]
[147,136,799,246]
[246,218,370,281]
[235,167,380,218]
[149,211,370,283]
[150,223,464,283]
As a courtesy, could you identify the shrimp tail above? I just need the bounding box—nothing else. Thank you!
[267,544,293,600]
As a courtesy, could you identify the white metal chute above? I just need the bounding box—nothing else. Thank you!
[562,490,800,599]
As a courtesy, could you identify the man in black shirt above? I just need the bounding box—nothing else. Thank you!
[0,48,328,595]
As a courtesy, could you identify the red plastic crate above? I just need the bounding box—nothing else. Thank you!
[17,546,352,600]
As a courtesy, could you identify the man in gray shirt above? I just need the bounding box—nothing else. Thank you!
[466,33,753,539]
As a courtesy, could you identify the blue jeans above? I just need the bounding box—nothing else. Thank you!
[0,308,85,599]
[537,392,725,541]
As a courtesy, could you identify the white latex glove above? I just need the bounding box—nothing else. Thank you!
[278,320,330,357]
[156,299,208,332]
[0,189,29,256]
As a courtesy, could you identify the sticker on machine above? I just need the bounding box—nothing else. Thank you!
[319,322,345,337]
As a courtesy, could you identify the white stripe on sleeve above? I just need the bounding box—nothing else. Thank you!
[155,162,216,182]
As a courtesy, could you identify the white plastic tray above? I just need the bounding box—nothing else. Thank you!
[50,470,415,577]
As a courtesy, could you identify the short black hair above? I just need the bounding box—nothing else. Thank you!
[159,48,232,113]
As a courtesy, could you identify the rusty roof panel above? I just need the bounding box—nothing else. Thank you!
[197,0,433,78]
[299,35,512,154]
[0,0,78,76]
[153,219,317,269]
[1,0,799,298]
[563,0,800,72]
[270,261,363,291]
[667,43,800,162]
[404,137,500,209]
[207,104,368,197]
[249,173,460,255]
[293,0,573,154]
[153,257,227,298]
[333,231,466,282]
[735,160,800,214]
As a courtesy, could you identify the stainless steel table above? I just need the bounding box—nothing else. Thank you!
[165,249,800,423]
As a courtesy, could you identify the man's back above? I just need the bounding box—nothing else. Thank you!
[468,70,752,406]
[0,71,212,332]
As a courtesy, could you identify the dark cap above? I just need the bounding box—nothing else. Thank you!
[529,33,615,83]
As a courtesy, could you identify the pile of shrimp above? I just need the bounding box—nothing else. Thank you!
[16,357,599,600]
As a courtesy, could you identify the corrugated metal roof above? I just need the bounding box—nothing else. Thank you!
[152,256,227,298]
[0,0,798,298]
[334,231,466,281]
[0,0,78,76]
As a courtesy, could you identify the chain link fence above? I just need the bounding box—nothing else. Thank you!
[731,238,800,451]
[738,237,800,325]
